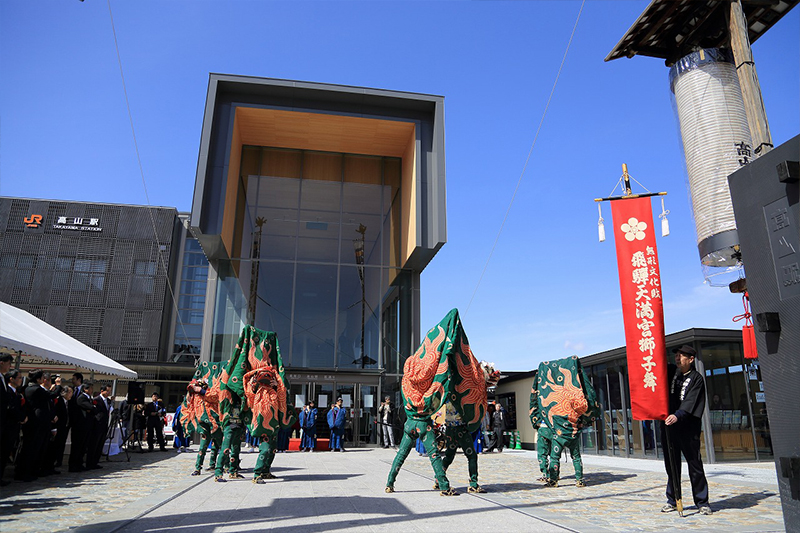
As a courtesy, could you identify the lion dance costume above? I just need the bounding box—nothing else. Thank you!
[180,361,224,475]
[385,309,489,496]
[529,356,600,487]
[219,325,297,484]
[437,361,500,493]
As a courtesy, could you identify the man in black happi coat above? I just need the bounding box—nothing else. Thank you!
[660,345,712,516]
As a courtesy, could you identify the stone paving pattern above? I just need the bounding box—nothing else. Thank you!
[0,448,201,533]
[403,449,784,533]
[0,447,786,532]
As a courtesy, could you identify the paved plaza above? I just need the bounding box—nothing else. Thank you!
[0,447,785,532]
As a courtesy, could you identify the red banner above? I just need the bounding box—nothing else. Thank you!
[611,197,669,421]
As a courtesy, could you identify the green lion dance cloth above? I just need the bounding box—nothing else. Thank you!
[529,356,600,486]
[386,308,488,496]
[219,325,297,483]
[181,361,225,475]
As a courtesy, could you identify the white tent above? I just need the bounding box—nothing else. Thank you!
[0,302,137,379]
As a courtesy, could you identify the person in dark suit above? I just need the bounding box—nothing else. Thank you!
[15,370,52,481]
[0,354,13,485]
[37,373,61,476]
[87,385,111,469]
[4,370,27,468]
[70,381,96,472]
[47,385,72,470]
[490,403,508,453]
[145,393,166,452]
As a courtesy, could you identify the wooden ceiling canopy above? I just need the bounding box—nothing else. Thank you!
[605,0,799,65]
[235,106,415,158]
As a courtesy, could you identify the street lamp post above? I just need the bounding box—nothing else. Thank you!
[353,224,366,368]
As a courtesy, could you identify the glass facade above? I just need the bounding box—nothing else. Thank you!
[209,146,409,371]
[575,331,771,463]
[171,237,208,363]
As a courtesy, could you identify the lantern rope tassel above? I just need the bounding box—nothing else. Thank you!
[598,202,606,242]
[659,197,670,237]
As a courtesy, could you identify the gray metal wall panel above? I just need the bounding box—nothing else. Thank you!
[0,197,180,365]
[31,270,53,305]
[728,135,800,532]
[45,306,67,330]
[102,309,125,345]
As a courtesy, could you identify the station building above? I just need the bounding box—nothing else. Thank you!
[189,75,447,446]
[495,327,773,463]
[0,197,209,409]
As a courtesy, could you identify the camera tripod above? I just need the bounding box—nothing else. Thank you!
[104,411,131,462]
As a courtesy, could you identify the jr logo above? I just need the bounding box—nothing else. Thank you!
[24,214,43,228]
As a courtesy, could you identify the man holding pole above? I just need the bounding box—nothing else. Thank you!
[661,345,712,516]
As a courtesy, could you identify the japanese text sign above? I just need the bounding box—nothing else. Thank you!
[611,197,668,421]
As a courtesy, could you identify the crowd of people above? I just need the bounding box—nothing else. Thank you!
[3,344,713,516]
[0,354,175,486]
[383,398,512,457]
[0,360,113,484]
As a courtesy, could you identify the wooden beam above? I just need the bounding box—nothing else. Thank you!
[728,0,773,155]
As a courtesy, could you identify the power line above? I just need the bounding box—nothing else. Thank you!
[106,0,191,352]
[464,0,586,316]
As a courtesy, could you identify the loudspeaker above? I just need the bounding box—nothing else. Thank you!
[127,381,144,404]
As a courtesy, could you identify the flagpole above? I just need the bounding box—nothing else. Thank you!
[665,423,684,517]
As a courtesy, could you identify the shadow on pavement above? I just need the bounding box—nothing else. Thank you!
[712,490,778,511]
[0,450,182,499]
[279,473,364,482]
[584,472,637,487]
[0,496,80,516]
[483,482,543,493]
[82,496,573,533]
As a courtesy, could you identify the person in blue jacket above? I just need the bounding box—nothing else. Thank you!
[172,401,191,452]
[300,401,318,451]
[327,398,346,452]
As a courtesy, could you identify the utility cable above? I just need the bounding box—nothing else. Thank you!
[464,0,585,316]
[106,0,191,350]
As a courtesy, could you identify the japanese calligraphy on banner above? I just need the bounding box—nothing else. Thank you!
[610,197,668,421]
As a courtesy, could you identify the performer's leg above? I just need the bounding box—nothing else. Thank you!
[386,428,415,489]
[215,426,233,478]
[209,431,222,468]
[263,434,278,479]
[537,432,551,477]
[254,436,269,479]
[194,432,209,471]
[229,427,243,476]
[441,426,458,472]
[309,428,316,451]
[680,432,709,507]
[455,427,481,489]
[547,440,562,484]
[568,438,584,484]
[420,425,451,493]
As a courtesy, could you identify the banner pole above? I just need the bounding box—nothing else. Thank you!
[665,423,684,517]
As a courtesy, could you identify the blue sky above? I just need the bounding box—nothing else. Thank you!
[2,1,798,371]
